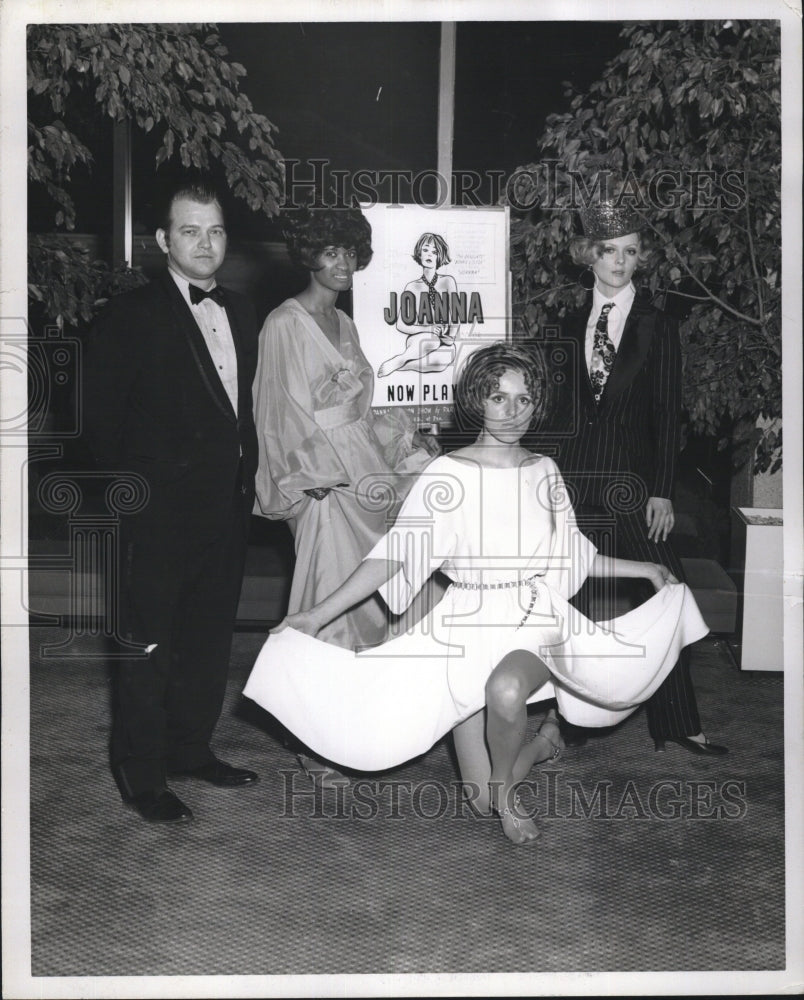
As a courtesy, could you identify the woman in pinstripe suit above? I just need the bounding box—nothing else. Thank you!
[553,194,728,756]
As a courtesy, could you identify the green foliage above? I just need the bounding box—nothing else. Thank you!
[27,23,285,323]
[27,236,149,327]
[508,20,781,473]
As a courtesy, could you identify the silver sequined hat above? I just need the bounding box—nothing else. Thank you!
[577,173,643,240]
[578,200,643,241]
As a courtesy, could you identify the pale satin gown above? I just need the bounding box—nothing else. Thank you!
[252,297,435,649]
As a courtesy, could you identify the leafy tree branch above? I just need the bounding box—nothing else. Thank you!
[28,23,285,322]
[507,20,781,473]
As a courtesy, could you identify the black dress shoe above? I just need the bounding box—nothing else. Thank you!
[559,720,588,748]
[555,708,588,748]
[130,789,193,824]
[169,759,259,787]
[654,736,729,756]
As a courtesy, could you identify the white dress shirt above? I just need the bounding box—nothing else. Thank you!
[584,281,636,374]
[169,269,239,415]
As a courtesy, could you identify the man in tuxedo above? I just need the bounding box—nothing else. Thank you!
[83,180,260,823]
[551,195,728,757]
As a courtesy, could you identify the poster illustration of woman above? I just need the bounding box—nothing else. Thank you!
[377,232,459,377]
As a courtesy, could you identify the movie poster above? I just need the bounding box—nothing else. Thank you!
[353,204,510,423]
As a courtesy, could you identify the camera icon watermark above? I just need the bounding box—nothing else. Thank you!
[1,318,82,439]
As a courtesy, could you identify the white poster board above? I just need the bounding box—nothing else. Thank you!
[353,204,510,424]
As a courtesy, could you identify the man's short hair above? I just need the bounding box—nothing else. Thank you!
[160,180,225,232]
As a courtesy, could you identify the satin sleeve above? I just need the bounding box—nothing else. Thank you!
[539,457,598,600]
[252,307,349,519]
[363,458,459,614]
[338,312,434,474]
[370,408,436,475]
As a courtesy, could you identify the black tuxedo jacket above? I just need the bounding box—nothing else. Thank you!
[83,271,259,526]
[551,293,682,510]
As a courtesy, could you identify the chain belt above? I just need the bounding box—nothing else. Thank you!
[450,572,544,591]
[449,573,545,630]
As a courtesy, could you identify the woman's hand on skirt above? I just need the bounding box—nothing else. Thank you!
[647,563,678,592]
[412,430,441,457]
[270,609,323,637]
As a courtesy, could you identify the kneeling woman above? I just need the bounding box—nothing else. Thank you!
[245,342,708,845]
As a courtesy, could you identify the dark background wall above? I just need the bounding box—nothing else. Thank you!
[29,20,624,240]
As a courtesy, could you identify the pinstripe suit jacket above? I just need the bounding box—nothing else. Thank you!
[553,293,682,511]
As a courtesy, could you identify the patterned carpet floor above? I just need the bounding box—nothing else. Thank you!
[27,626,785,979]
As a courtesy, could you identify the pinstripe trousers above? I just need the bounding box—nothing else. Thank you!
[553,296,703,739]
[570,502,702,740]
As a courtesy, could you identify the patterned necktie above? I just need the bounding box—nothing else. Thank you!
[189,284,226,307]
[422,271,439,315]
[590,302,616,403]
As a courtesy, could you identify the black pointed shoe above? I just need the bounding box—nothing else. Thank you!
[130,788,193,823]
[558,719,588,749]
[169,759,259,787]
[654,736,729,756]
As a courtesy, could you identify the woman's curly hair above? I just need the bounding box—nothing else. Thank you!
[283,206,373,271]
[570,234,652,270]
[456,340,552,430]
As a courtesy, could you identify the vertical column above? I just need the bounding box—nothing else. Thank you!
[112,119,133,268]
[437,21,456,206]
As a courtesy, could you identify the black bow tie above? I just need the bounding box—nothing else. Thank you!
[189,284,226,307]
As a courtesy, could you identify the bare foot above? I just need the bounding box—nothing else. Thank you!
[498,795,541,846]
[377,357,402,378]
[512,713,564,782]
[535,715,564,760]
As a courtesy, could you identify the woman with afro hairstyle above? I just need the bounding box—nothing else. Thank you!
[252,206,440,781]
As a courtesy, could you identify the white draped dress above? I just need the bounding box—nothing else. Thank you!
[244,454,708,771]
